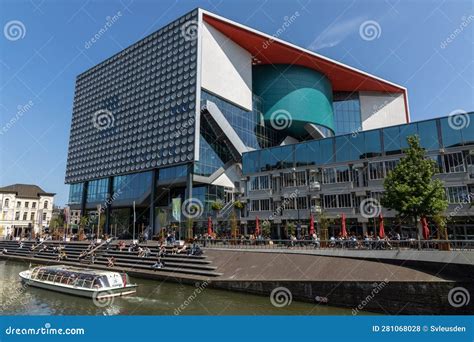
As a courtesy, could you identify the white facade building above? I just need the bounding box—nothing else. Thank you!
[0,184,55,238]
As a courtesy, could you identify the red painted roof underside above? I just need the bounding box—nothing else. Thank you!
[204,14,405,94]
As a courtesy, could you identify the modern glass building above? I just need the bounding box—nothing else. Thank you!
[66,8,439,239]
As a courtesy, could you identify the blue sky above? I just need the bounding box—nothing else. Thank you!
[0,0,473,206]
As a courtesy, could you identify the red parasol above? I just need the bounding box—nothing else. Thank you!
[207,216,213,236]
[341,213,347,237]
[379,213,385,238]
[309,214,315,235]
[421,217,430,240]
[255,216,260,236]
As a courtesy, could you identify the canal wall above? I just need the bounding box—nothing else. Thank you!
[210,279,474,315]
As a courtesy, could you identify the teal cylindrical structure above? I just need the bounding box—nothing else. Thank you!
[253,64,334,138]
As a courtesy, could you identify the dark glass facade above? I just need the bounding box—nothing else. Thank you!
[68,183,84,205]
[113,171,152,202]
[158,164,188,181]
[86,178,108,203]
[242,113,474,174]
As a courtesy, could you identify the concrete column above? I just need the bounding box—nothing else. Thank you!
[184,163,193,240]
[362,222,368,235]
[149,169,158,237]
[105,177,113,236]
[80,181,88,216]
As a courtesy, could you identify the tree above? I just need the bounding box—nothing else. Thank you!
[78,216,88,240]
[319,212,330,247]
[261,220,271,237]
[50,215,64,230]
[381,135,448,241]
[432,213,450,251]
[229,211,239,240]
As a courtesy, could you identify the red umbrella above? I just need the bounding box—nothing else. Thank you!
[421,217,430,240]
[207,216,213,236]
[255,216,260,236]
[379,213,385,238]
[341,213,347,237]
[309,214,315,235]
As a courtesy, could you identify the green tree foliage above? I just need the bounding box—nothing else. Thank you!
[230,211,239,238]
[381,135,448,225]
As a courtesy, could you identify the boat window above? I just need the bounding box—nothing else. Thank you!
[83,280,93,289]
[99,276,110,288]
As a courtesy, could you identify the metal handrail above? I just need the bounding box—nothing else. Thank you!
[195,238,474,250]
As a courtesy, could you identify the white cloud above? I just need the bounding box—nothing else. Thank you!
[308,16,366,51]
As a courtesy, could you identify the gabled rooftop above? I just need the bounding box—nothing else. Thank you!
[0,184,55,199]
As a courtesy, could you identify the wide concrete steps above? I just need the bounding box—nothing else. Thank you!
[0,240,221,277]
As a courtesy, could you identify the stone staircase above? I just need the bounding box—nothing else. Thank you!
[0,240,221,277]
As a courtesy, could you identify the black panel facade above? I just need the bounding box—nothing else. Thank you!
[65,10,199,184]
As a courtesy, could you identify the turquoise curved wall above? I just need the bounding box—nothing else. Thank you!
[253,64,334,137]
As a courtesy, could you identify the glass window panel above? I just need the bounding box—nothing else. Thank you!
[417,120,439,150]
[68,183,84,204]
[440,118,462,148]
[383,126,401,155]
[365,130,382,157]
[399,123,418,150]
[87,178,108,203]
[462,113,474,145]
[319,138,334,164]
[335,136,351,162]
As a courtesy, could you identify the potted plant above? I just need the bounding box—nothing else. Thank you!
[211,200,224,212]
[233,200,244,209]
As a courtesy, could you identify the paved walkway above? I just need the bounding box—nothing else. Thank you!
[204,249,447,282]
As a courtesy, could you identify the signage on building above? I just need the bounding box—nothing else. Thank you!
[172,198,181,222]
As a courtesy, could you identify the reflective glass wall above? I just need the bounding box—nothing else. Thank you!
[333,92,362,135]
[201,91,280,149]
[113,171,152,203]
[242,113,474,174]
[68,183,84,205]
[86,178,108,203]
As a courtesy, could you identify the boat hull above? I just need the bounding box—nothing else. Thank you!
[19,271,137,299]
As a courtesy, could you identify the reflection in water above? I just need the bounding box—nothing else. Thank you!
[0,260,361,315]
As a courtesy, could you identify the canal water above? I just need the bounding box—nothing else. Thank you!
[0,260,360,315]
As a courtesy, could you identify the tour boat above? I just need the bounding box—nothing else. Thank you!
[19,265,137,299]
